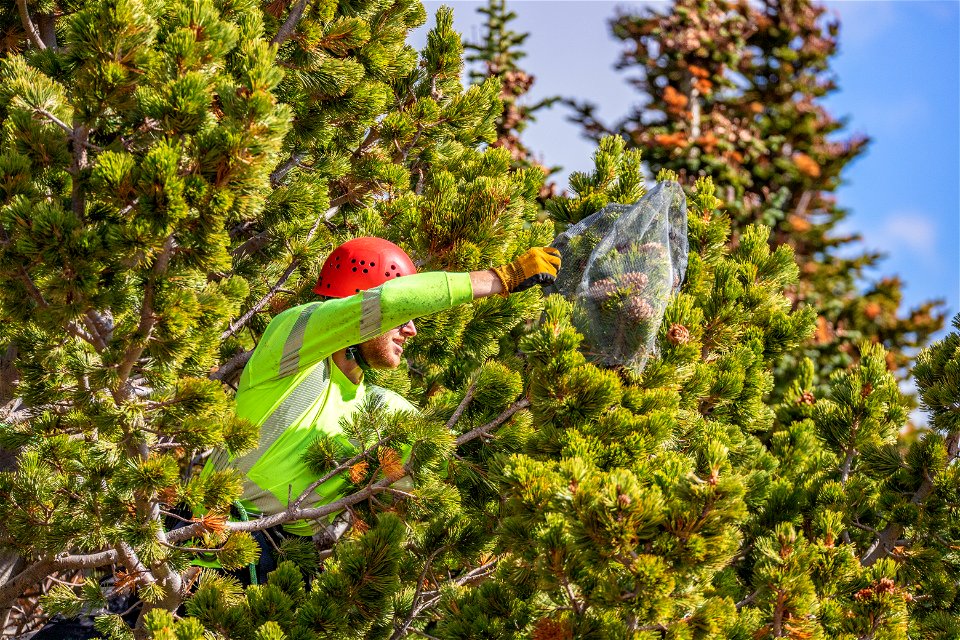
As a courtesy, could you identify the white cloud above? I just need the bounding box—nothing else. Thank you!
[859,96,931,136]
[870,211,938,263]
[826,1,897,48]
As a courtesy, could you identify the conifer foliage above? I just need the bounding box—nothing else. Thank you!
[0,1,957,639]
[0,0,549,636]
[570,0,944,392]
[464,0,556,185]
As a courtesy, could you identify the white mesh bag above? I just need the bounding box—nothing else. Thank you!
[551,181,688,372]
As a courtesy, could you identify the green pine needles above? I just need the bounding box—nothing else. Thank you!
[0,0,957,639]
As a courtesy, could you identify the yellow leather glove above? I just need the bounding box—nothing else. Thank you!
[492,247,562,293]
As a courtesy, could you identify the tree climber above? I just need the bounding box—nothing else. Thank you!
[204,237,561,565]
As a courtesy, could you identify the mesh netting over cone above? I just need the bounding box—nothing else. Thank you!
[551,181,689,372]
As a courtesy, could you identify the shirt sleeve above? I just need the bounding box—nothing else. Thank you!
[239,272,474,390]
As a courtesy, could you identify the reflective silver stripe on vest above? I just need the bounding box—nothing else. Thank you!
[229,362,331,479]
[209,447,231,471]
[358,289,382,341]
[278,305,315,377]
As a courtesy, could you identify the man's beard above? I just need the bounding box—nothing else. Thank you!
[358,332,401,369]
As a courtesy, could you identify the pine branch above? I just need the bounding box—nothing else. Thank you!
[15,0,46,50]
[861,431,960,565]
[167,474,397,543]
[270,0,310,46]
[290,433,395,511]
[167,434,397,543]
[226,206,327,340]
[445,379,478,430]
[389,547,446,640]
[210,349,254,383]
[0,550,119,611]
[116,236,176,391]
[221,259,301,340]
[392,559,498,638]
[270,151,308,188]
[12,264,102,349]
[32,109,104,152]
[454,397,529,446]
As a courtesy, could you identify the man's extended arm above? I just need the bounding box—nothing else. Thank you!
[241,248,560,388]
[469,269,504,297]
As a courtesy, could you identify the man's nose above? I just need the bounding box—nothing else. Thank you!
[398,319,417,337]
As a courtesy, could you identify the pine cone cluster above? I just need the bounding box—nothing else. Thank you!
[624,297,655,322]
[854,577,897,602]
[586,271,649,302]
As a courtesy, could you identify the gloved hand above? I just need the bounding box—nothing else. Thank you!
[492,247,562,293]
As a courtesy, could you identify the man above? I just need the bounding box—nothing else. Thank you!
[208,237,561,540]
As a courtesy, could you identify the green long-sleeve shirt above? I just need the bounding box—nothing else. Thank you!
[208,272,474,535]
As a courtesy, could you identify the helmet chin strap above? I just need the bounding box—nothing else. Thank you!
[345,344,370,371]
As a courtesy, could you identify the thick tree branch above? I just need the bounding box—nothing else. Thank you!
[455,397,530,446]
[270,151,308,188]
[0,549,119,611]
[167,474,396,543]
[210,349,253,383]
[35,12,56,49]
[270,0,310,46]
[15,0,45,50]
[231,230,271,259]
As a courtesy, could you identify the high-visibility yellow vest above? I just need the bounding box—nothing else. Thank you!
[205,272,474,535]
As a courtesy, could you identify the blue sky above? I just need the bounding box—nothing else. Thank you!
[416,1,960,330]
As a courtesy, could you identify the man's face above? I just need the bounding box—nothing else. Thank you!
[357,320,417,369]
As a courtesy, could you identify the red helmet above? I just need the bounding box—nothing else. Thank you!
[314,237,417,297]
